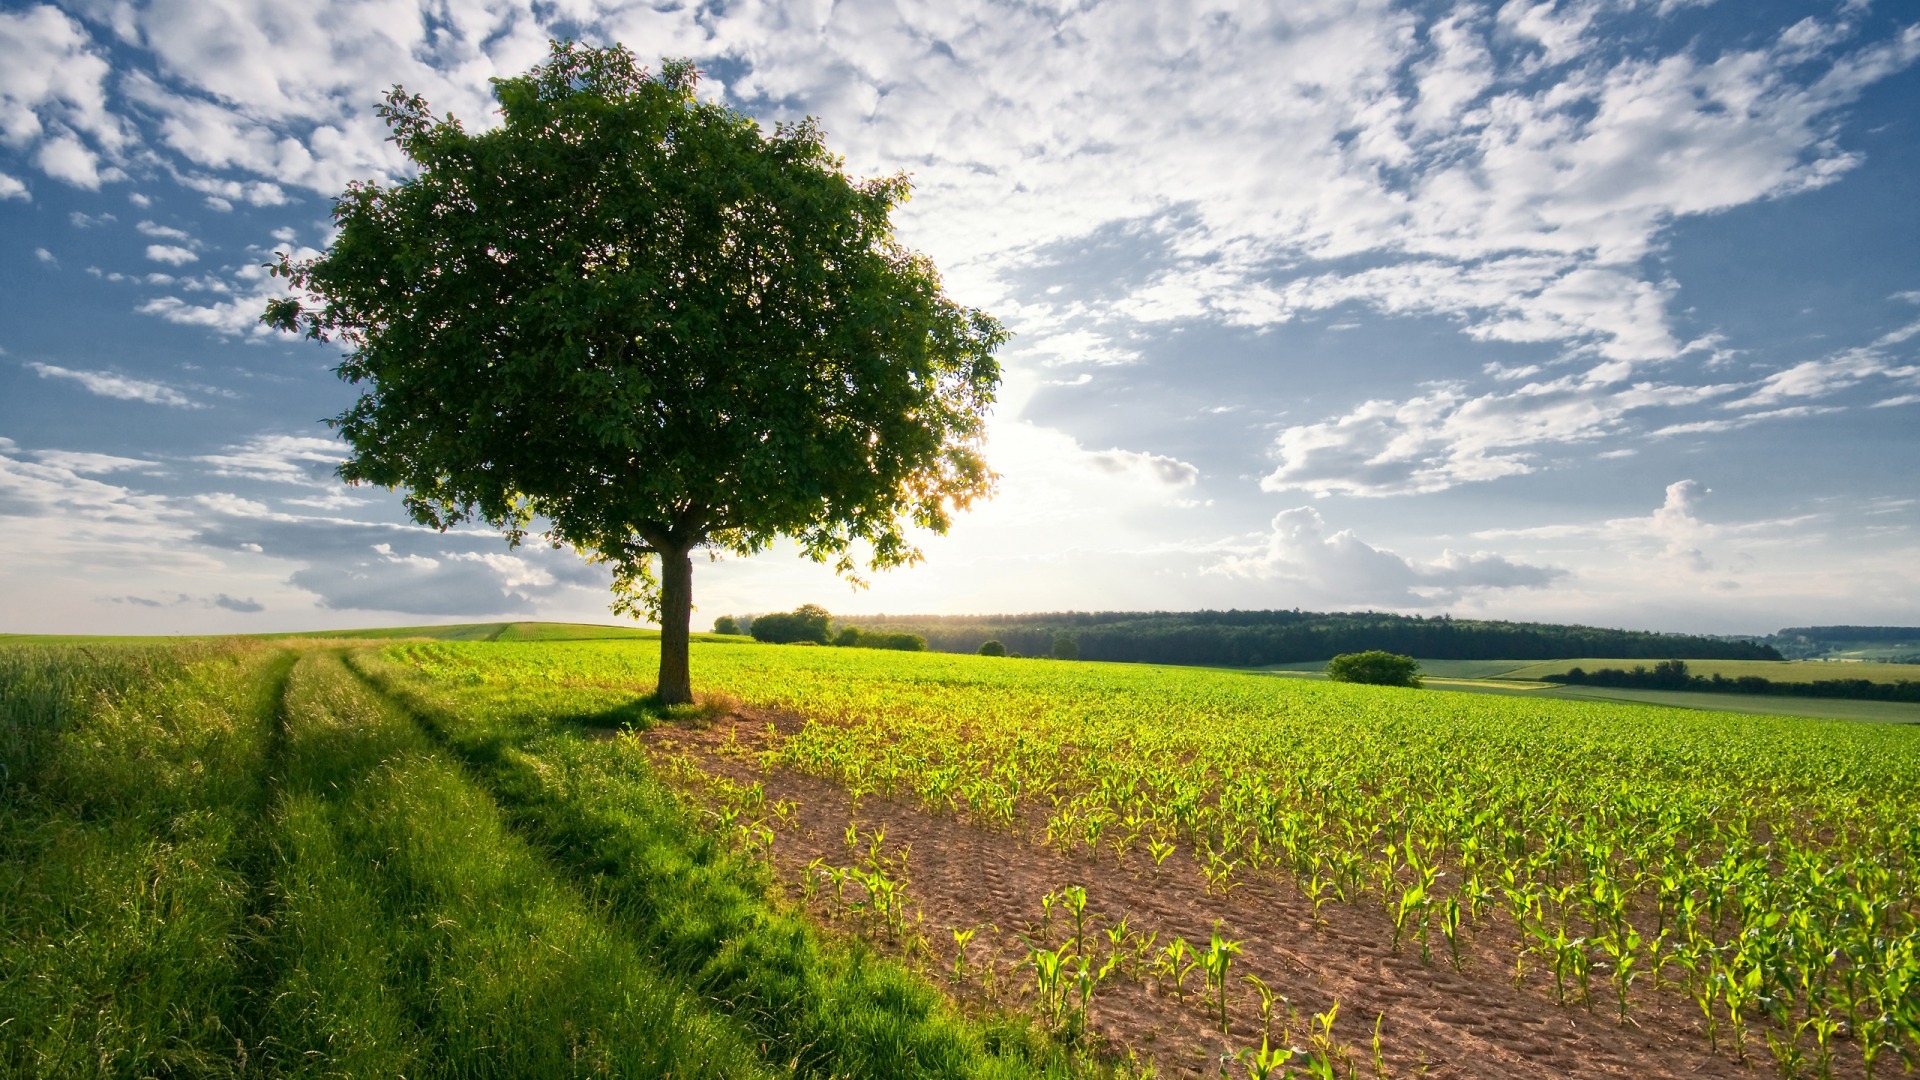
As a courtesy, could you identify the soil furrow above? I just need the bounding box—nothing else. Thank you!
[647,712,1756,1079]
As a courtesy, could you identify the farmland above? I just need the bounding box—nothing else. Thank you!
[5,633,1919,1078]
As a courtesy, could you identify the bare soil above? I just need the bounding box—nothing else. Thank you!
[641,711,1781,1079]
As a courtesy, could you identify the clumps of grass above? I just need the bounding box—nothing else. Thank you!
[0,640,286,1078]
[257,653,771,1077]
[350,649,1088,1079]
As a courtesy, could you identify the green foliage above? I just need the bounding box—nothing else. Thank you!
[353,647,1082,1079]
[0,642,286,1077]
[835,627,928,651]
[712,616,742,636]
[394,638,1920,1077]
[263,40,1005,703]
[1326,651,1422,687]
[1551,661,1920,703]
[1050,635,1080,661]
[822,609,1783,665]
[751,603,833,645]
[978,639,1007,657]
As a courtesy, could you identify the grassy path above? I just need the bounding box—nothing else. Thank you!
[347,649,1078,1080]
[2,640,1098,1078]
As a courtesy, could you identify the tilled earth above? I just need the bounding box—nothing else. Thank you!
[642,711,1772,1079]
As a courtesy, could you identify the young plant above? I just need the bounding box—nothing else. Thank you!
[1202,933,1244,1034]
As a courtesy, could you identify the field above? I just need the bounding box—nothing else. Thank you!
[5,635,1918,1078]
[1266,657,1920,684]
[1262,657,1920,723]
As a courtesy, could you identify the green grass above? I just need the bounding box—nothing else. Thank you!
[351,647,1078,1080]
[259,651,772,1077]
[1,638,1100,1079]
[1495,656,1920,683]
[382,638,1920,1074]
[0,640,287,1077]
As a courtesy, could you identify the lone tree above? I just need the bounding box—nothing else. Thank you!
[265,42,1005,703]
[1325,651,1422,688]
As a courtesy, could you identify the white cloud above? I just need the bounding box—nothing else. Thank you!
[34,247,55,264]
[1086,448,1199,488]
[1261,367,1738,496]
[0,171,25,199]
[29,1,1916,373]
[193,433,344,486]
[144,243,198,265]
[1651,404,1845,437]
[31,450,162,474]
[136,219,192,241]
[28,361,198,407]
[136,244,314,335]
[0,5,128,188]
[1212,505,1564,606]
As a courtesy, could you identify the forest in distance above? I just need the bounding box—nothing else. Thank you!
[734,608,1790,667]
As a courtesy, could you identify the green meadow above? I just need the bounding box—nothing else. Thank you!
[5,629,1918,1077]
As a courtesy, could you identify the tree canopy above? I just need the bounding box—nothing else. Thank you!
[1325,651,1423,688]
[265,42,1006,702]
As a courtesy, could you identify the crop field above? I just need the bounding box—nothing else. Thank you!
[1266,657,1920,684]
[6,634,1919,1078]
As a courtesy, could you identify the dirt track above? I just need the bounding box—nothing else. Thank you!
[644,712,1768,1078]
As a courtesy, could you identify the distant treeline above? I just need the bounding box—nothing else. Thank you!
[1548,660,1920,704]
[825,610,1783,667]
[1751,625,1920,660]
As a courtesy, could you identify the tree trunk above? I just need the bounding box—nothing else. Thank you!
[656,545,694,705]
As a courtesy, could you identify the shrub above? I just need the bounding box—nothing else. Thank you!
[712,616,741,636]
[748,604,831,645]
[1326,650,1422,688]
[1050,634,1080,661]
[978,639,1006,657]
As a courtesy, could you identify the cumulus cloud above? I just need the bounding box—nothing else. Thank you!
[0,5,128,187]
[28,361,198,407]
[1720,319,1920,411]
[137,244,316,335]
[1087,448,1199,488]
[29,1,1918,372]
[0,171,25,199]
[1261,369,1738,496]
[1213,505,1564,606]
[193,434,344,485]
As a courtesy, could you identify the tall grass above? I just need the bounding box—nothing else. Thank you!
[350,649,1081,1080]
[257,651,773,1078]
[0,640,286,1078]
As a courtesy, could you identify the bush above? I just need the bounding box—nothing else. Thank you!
[977,639,1006,657]
[1050,635,1080,661]
[832,627,925,651]
[748,604,831,645]
[1326,651,1422,688]
[712,616,740,636]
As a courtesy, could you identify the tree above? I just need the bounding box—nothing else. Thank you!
[1051,634,1080,661]
[977,639,1006,657]
[749,604,832,645]
[1325,651,1422,688]
[264,42,1006,703]
[712,616,741,636]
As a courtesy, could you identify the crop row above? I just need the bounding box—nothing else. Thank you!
[396,639,1920,1077]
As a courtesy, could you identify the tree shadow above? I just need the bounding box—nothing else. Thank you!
[558,692,736,734]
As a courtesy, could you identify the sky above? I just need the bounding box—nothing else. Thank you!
[2,0,1917,637]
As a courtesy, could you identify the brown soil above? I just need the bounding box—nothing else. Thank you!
[640,711,1787,1079]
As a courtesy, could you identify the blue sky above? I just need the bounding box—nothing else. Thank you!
[2,0,1916,635]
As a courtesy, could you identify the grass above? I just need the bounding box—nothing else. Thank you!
[1,637,1104,1079]
[0,640,287,1077]
[1495,656,1920,683]
[351,647,1079,1079]
[258,651,772,1077]
[384,638,1920,1076]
